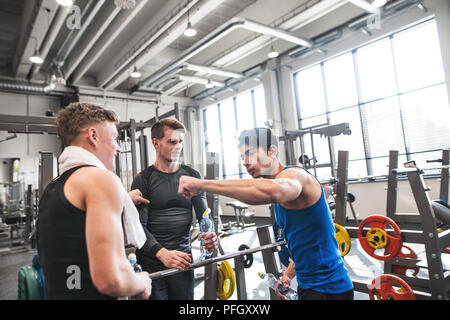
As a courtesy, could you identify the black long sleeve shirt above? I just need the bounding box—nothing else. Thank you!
[130,164,208,272]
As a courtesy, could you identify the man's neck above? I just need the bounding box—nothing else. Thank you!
[261,162,285,179]
[153,157,180,173]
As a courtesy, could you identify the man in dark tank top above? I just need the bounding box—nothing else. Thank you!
[36,103,152,300]
[178,127,353,300]
[131,119,218,300]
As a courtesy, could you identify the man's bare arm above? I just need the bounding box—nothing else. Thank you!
[83,169,151,298]
[178,169,302,205]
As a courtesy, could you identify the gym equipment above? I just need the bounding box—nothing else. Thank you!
[392,245,419,277]
[216,260,235,300]
[272,221,291,268]
[432,200,450,226]
[238,244,254,269]
[17,265,42,300]
[335,223,351,257]
[368,274,416,300]
[281,122,351,178]
[225,201,256,230]
[147,240,285,280]
[358,215,403,261]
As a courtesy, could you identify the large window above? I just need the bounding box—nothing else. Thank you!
[294,19,449,179]
[203,86,267,179]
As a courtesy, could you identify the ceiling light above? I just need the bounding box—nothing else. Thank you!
[184,22,197,37]
[371,0,387,8]
[56,0,74,6]
[205,80,214,89]
[29,49,44,64]
[130,66,141,78]
[268,45,279,59]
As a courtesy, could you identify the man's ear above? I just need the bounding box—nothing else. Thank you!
[268,145,278,158]
[152,138,159,150]
[87,127,97,145]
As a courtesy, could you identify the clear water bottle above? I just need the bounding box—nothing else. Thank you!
[258,272,298,300]
[128,253,142,273]
[199,208,214,259]
[118,254,142,300]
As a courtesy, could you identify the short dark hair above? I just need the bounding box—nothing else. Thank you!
[56,102,118,147]
[151,119,186,139]
[238,127,278,153]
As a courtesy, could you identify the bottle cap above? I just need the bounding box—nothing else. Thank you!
[257,272,264,278]
[128,253,137,261]
[203,208,211,217]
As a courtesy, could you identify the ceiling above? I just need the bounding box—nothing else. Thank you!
[0,0,423,101]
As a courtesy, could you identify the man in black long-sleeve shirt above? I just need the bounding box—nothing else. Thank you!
[131,119,217,300]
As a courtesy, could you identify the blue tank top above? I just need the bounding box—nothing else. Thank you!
[274,166,353,294]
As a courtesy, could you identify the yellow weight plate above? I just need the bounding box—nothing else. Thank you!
[217,260,235,300]
[335,223,351,257]
[367,227,388,249]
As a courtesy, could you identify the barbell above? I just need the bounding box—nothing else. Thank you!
[147,241,286,280]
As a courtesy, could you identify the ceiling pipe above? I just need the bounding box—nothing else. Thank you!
[97,0,205,89]
[192,64,266,101]
[62,2,123,80]
[175,75,225,87]
[346,0,378,13]
[134,17,313,93]
[54,0,106,67]
[27,5,72,80]
[71,0,149,84]
[184,63,243,78]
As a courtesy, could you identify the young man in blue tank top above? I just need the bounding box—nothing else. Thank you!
[178,127,353,300]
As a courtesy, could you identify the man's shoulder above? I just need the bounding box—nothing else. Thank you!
[73,167,121,186]
[180,164,201,177]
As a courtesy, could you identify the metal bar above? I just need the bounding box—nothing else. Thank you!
[205,152,220,300]
[39,152,54,199]
[0,114,56,125]
[234,256,247,300]
[147,241,286,280]
[334,151,349,226]
[346,226,424,243]
[129,119,137,179]
[138,134,148,171]
[439,150,449,202]
[386,150,398,219]
[406,172,447,300]
[257,226,282,300]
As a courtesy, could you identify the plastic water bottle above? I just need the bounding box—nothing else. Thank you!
[118,254,143,300]
[199,208,214,259]
[128,253,142,273]
[258,272,298,300]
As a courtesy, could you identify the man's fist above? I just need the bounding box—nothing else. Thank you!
[178,176,201,198]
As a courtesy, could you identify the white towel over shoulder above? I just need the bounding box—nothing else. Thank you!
[58,146,146,249]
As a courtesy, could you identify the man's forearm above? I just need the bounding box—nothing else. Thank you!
[197,179,280,205]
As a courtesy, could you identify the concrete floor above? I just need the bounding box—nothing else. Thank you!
[1,216,448,300]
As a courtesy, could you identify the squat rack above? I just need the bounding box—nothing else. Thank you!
[341,149,450,300]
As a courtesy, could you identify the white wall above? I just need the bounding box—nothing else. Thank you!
[0,92,62,189]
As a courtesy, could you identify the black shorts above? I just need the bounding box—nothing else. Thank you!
[297,287,354,300]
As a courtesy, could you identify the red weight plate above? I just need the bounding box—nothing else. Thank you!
[358,215,403,261]
[369,274,416,300]
[392,245,419,276]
